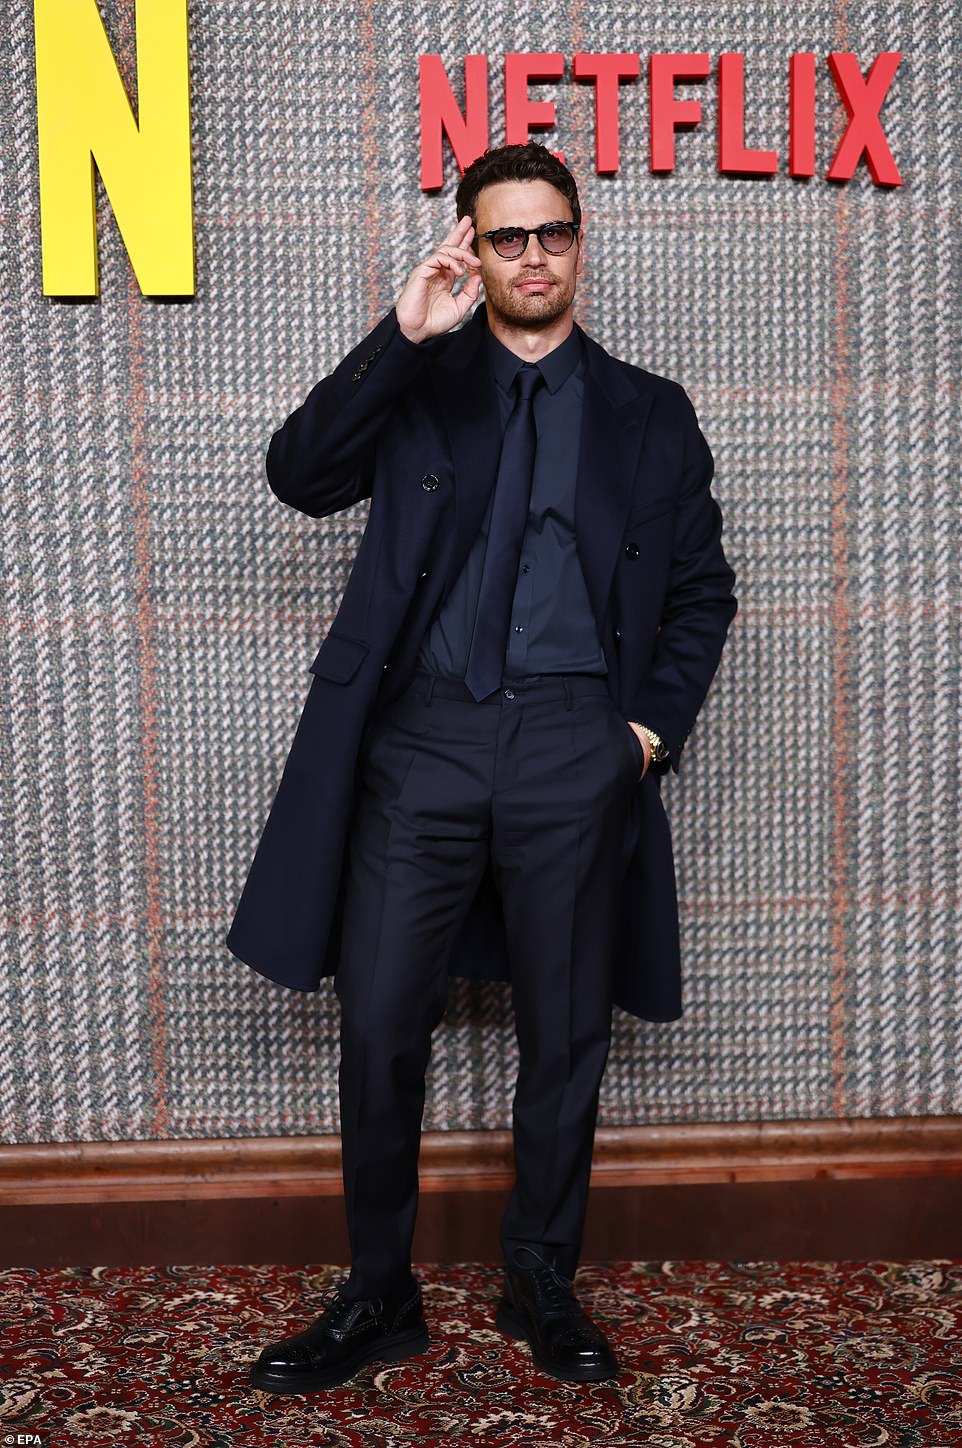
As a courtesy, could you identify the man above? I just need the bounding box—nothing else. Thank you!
[235,142,737,1392]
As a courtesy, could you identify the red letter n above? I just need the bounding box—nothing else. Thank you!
[419,54,489,190]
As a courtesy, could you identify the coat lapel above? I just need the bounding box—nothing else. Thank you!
[574,328,654,632]
[427,307,501,593]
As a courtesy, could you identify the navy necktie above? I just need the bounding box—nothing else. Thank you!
[464,363,545,702]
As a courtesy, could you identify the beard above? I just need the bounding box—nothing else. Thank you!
[481,268,576,330]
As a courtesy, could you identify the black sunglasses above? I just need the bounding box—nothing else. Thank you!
[477,221,580,260]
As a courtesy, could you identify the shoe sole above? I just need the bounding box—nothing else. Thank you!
[495,1297,620,1383]
[248,1324,430,1393]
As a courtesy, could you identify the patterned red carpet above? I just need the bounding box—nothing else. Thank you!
[2,1260,961,1446]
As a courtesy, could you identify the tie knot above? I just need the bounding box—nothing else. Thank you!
[514,364,544,402]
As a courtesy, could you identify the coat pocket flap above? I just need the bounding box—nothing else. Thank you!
[308,632,370,684]
[626,493,675,529]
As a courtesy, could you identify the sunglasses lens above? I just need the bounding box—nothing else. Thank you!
[540,224,575,253]
[492,230,526,258]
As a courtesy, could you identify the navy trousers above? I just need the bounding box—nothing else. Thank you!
[333,669,645,1298]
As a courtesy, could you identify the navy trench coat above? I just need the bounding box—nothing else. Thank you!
[225,304,737,1022]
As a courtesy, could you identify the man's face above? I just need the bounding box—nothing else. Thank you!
[472,179,583,331]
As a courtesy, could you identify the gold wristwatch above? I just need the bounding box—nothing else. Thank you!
[637,724,668,763]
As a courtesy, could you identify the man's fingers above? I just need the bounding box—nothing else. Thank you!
[422,245,482,280]
[441,215,474,248]
[454,273,482,318]
[440,219,466,246]
[431,244,481,269]
[460,270,482,300]
[422,219,480,283]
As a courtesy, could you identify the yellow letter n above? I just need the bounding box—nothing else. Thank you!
[34,0,194,296]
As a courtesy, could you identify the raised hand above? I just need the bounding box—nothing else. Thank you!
[396,216,484,345]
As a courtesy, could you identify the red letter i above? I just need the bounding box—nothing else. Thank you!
[789,52,817,177]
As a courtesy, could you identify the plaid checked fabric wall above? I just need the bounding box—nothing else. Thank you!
[1,0,959,1144]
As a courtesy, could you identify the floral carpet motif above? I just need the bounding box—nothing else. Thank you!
[2,1260,961,1446]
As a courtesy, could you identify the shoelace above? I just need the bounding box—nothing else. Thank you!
[317,1282,385,1325]
[510,1245,576,1313]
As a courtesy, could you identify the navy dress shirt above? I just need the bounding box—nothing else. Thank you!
[417,324,608,685]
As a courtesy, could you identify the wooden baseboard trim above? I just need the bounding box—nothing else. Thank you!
[2,1117,961,1206]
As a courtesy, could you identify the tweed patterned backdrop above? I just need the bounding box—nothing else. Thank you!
[1,0,959,1145]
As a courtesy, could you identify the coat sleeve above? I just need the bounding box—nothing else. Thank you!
[265,308,430,519]
[628,386,738,777]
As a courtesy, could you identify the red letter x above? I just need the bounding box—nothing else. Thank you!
[826,51,903,187]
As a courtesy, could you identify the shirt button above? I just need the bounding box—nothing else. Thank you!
[514,626,523,632]
[614,627,623,641]
[521,564,530,574]
[503,688,515,700]
[625,542,640,559]
[420,474,440,491]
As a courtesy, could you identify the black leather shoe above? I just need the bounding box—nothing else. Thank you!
[249,1278,429,1392]
[495,1246,620,1383]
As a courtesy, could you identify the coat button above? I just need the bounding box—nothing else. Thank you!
[418,569,430,581]
[503,688,515,700]
[625,542,640,559]
[420,474,440,491]
[614,627,623,642]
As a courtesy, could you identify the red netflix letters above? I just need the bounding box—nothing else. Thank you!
[572,53,640,173]
[418,51,903,189]
[649,53,710,172]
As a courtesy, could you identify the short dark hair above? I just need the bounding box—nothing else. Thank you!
[455,142,581,232]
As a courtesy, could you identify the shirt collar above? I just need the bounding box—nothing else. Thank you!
[487,324,584,396]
